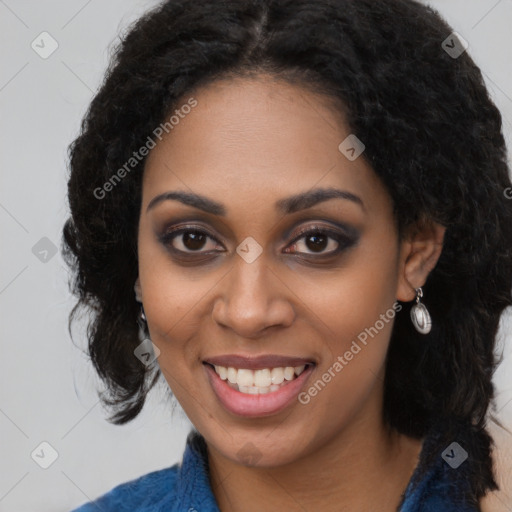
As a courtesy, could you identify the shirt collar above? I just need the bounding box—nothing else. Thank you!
[170,424,474,512]
[170,429,221,512]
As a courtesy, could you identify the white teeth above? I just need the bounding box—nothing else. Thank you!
[215,365,228,380]
[237,369,255,387]
[254,369,272,387]
[227,367,237,383]
[294,365,306,376]
[270,367,284,384]
[211,364,311,394]
[283,367,295,380]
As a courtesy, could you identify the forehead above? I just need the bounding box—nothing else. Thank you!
[142,75,390,217]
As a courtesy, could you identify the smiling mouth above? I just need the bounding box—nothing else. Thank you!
[203,363,314,394]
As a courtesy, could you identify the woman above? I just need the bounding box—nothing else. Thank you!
[63,0,512,510]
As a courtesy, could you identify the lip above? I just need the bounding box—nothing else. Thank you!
[204,361,315,418]
[203,354,315,370]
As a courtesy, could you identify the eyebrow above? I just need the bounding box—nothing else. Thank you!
[146,187,366,215]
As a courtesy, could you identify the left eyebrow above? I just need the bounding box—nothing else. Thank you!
[275,187,366,215]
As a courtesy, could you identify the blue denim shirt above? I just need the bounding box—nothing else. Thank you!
[71,428,478,511]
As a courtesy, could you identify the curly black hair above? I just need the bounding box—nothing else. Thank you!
[61,0,512,504]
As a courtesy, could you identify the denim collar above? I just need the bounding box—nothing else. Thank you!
[170,425,476,512]
[170,430,220,512]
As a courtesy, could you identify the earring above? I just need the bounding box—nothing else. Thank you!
[137,304,148,333]
[410,287,432,334]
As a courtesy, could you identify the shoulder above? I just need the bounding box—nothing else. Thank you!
[401,421,499,511]
[70,464,180,512]
[480,421,512,512]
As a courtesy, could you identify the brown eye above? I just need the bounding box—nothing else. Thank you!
[159,226,222,254]
[181,231,208,251]
[284,225,357,257]
[299,232,331,253]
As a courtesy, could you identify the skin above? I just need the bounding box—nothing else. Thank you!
[134,74,447,511]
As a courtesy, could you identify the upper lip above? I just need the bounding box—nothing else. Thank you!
[203,354,316,370]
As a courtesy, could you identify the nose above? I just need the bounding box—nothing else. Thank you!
[211,255,295,339]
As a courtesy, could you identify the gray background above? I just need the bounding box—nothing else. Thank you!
[1,1,511,510]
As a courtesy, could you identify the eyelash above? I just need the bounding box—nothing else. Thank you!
[159,223,356,259]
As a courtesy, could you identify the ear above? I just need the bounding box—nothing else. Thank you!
[134,277,143,302]
[396,218,446,302]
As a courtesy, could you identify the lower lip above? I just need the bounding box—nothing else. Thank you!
[204,364,314,418]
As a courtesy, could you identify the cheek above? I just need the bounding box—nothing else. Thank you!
[143,274,208,363]
[298,231,399,407]
[138,224,209,340]
[294,229,399,349]
[297,286,397,440]
[303,271,396,387]
[141,270,212,422]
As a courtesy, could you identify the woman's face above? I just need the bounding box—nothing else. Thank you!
[136,75,412,467]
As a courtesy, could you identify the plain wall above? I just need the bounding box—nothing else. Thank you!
[0,1,511,510]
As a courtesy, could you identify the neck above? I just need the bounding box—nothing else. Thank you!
[207,394,423,512]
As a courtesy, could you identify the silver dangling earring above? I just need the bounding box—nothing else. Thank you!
[410,287,432,334]
[137,304,148,333]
